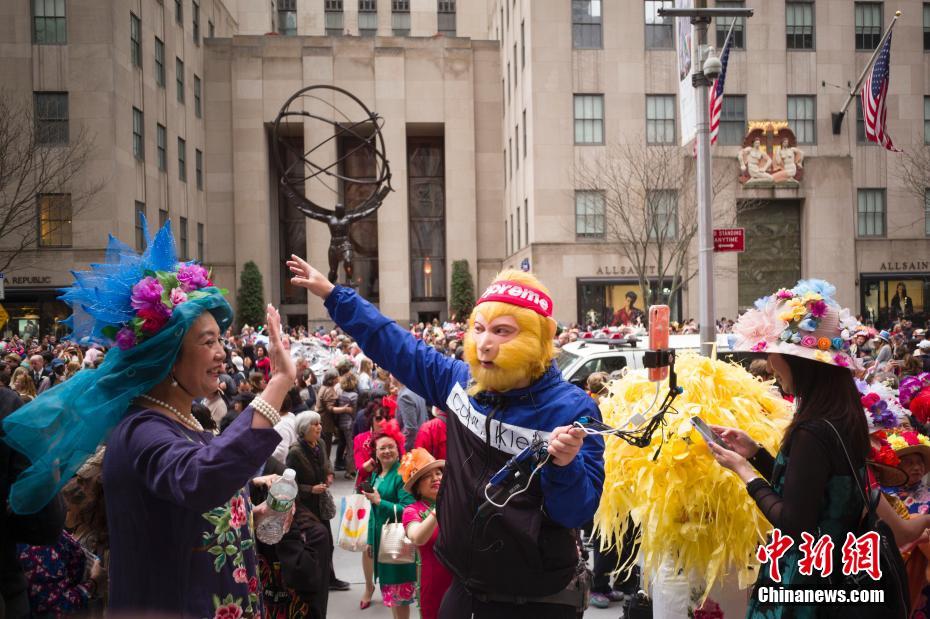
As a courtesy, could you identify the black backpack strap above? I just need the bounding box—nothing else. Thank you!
[823,419,878,519]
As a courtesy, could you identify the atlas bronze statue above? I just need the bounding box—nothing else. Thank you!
[272,85,393,284]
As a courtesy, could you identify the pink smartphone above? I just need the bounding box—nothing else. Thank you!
[648,305,670,382]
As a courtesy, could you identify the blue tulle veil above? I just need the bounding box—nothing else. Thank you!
[1,219,232,514]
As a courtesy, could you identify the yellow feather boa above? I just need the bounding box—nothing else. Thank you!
[594,353,793,597]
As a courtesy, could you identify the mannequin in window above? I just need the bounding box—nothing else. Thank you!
[891,282,914,320]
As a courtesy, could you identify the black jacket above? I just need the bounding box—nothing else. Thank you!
[0,387,64,618]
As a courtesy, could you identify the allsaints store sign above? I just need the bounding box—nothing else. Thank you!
[879,261,930,272]
[596,265,660,276]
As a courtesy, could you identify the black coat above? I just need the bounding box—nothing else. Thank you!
[0,387,64,618]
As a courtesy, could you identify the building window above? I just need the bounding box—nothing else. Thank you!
[517,206,521,248]
[178,137,186,181]
[155,38,165,87]
[33,0,66,44]
[209,19,215,38]
[159,208,168,228]
[925,97,930,144]
[176,58,185,103]
[508,137,512,178]
[925,190,930,237]
[786,0,814,49]
[787,95,815,144]
[197,222,204,261]
[855,3,882,51]
[505,218,509,255]
[924,4,930,51]
[157,123,166,171]
[34,92,68,145]
[175,0,183,24]
[715,0,745,49]
[515,124,519,167]
[646,95,675,144]
[195,148,203,190]
[510,214,514,253]
[132,107,144,160]
[856,97,867,143]
[857,189,885,237]
[645,1,674,49]
[574,94,604,144]
[325,0,344,35]
[521,20,525,66]
[278,0,296,35]
[719,95,746,145]
[37,194,72,247]
[130,13,142,67]
[358,0,377,36]
[575,191,605,238]
[194,75,202,118]
[503,146,507,187]
[524,198,529,245]
[647,190,677,240]
[135,201,146,250]
[438,0,456,36]
[392,0,410,36]
[407,138,445,301]
[522,109,527,156]
[193,1,200,42]
[179,217,189,260]
[572,0,602,49]
[513,43,518,88]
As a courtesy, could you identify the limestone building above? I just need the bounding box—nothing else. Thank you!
[2,0,930,335]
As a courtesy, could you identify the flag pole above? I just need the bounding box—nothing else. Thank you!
[831,10,901,135]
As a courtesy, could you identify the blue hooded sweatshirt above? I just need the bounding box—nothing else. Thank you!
[324,286,604,597]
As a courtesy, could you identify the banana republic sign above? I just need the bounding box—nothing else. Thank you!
[879,261,930,272]
[7,275,54,285]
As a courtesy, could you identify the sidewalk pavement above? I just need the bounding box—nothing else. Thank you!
[325,476,621,618]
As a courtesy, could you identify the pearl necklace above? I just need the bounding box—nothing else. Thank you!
[138,394,204,433]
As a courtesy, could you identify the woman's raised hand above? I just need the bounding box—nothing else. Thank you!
[287,255,335,300]
[266,303,296,385]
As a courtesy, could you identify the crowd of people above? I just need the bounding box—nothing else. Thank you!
[6,220,930,619]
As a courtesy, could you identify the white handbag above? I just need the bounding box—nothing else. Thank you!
[377,504,416,565]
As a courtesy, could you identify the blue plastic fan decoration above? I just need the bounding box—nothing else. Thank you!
[59,218,179,345]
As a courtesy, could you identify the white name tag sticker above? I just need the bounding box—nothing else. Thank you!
[445,383,550,456]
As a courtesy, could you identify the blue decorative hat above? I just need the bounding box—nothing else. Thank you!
[2,219,232,514]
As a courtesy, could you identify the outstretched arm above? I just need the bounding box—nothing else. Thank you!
[287,255,467,408]
[280,181,333,224]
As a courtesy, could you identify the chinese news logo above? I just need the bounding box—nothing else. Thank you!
[756,529,882,582]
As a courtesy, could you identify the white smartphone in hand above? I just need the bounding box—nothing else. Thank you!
[690,416,728,448]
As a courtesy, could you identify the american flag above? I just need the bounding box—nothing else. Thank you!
[862,33,899,151]
[709,30,733,146]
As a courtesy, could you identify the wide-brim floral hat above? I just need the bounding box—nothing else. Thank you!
[887,430,930,472]
[731,280,863,371]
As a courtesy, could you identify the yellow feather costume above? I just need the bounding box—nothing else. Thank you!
[594,353,793,597]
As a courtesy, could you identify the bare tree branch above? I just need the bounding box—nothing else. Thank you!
[572,138,740,321]
[0,90,104,273]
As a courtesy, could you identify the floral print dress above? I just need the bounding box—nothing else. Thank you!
[103,407,282,618]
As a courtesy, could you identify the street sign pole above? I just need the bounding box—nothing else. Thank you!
[660,4,753,357]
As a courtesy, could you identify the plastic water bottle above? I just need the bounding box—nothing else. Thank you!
[255,469,298,544]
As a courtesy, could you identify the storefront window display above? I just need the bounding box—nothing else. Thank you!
[859,274,930,328]
[577,279,682,327]
[1,297,70,340]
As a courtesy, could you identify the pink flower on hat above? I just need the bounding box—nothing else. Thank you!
[751,341,767,352]
[115,327,137,350]
[800,335,817,348]
[834,354,849,367]
[176,263,212,292]
[130,276,164,311]
[775,289,795,300]
[809,299,828,318]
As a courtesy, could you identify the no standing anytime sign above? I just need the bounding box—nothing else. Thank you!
[713,228,745,253]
